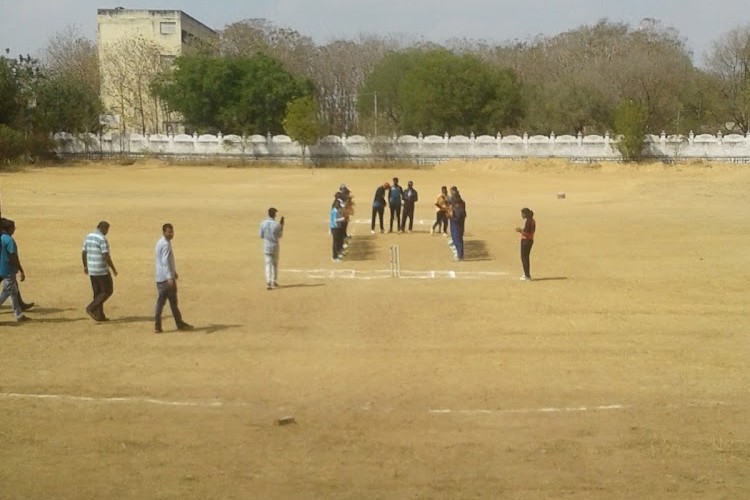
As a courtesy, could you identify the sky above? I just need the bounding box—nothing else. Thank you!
[1,0,748,64]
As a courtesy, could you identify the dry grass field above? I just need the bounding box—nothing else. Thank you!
[0,159,748,499]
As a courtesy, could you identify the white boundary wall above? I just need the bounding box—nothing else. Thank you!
[54,131,750,162]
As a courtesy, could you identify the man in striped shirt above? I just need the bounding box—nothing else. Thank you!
[82,221,118,322]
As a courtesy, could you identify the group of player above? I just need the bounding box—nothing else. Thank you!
[328,178,533,273]
[368,180,468,260]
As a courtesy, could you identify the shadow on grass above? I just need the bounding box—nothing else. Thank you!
[274,283,325,289]
[344,235,377,261]
[464,240,493,261]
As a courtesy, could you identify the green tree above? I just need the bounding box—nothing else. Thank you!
[0,58,22,127]
[613,100,648,161]
[283,95,324,165]
[156,54,312,134]
[359,49,523,135]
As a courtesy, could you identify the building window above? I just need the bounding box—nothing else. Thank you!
[160,22,176,34]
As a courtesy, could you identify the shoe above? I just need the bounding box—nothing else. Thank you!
[16,315,30,322]
[407,229,411,233]
[273,281,278,287]
[85,307,97,321]
[371,230,375,234]
[332,258,342,262]
[99,316,111,322]
[177,323,194,331]
[21,302,35,311]
[343,243,349,249]
[154,326,163,334]
[520,275,531,281]
[430,228,434,235]
[267,283,273,290]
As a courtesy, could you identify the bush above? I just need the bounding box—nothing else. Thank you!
[613,101,648,162]
[0,125,25,162]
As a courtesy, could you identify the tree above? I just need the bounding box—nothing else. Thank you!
[156,53,312,134]
[283,95,324,165]
[36,26,103,136]
[100,35,171,133]
[613,100,648,161]
[706,24,750,133]
[360,49,523,135]
[0,57,22,127]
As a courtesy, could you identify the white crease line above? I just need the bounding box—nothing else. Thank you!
[429,405,627,415]
[0,392,244,408]
[284,269,508,279]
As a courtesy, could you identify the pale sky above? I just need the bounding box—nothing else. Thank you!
[1,0,747,64]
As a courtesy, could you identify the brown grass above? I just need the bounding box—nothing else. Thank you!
[0,159,748,499]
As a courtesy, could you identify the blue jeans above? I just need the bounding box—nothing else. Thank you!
[155,280,184,329]
[0,276,23,319]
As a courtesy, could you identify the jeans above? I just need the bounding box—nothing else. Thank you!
[450,219,464,259]
[264,251,279,285]
[371,205,384,231]
[0,275,23,319]
[155,280,185,329]
[87,274,113,320]
[401,204,415,231]
[389,206,401,232]
[432,211,447,233]
[521,239,534,278]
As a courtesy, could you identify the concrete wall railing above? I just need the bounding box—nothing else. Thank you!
[54,131,750,162]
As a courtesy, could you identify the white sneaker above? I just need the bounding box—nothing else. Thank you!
[520,275,531,281]
[430,228,434,235]
[332,258,342,262]
[371,230,375,234]
[343,243,349,249]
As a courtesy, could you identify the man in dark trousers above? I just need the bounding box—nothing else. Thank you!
[388,177,403,233]
[400,180,419,232]
[371,182,389,234]
[82,221,118,322]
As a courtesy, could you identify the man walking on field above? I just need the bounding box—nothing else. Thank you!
[0,219,31,322]
[154,223,193,333]
[259,207,284,290]
[82,221,118,322]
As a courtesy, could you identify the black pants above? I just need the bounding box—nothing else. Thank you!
[371,206,384,231]
[88,274,113,320]
[521,239,534,278]
[401,203,415,231]
[331,227,345,259]
[389,206,401,232]
[155,280,185,329]
[432,211,447,233]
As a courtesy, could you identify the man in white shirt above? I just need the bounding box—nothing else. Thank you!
[259,207,284,290]
[154,223,193,333]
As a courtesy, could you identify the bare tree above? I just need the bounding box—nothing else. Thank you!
[706,24,750,133]
[100,36,171,134]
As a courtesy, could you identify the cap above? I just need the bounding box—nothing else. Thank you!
[268,207,278,217]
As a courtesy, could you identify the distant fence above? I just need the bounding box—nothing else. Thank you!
[53,131,750,163]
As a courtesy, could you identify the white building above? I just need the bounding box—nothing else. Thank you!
[97,8,216,134]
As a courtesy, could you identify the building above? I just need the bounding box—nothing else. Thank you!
[97,8,217,134]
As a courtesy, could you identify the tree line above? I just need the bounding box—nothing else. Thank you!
[2,18,750,162]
